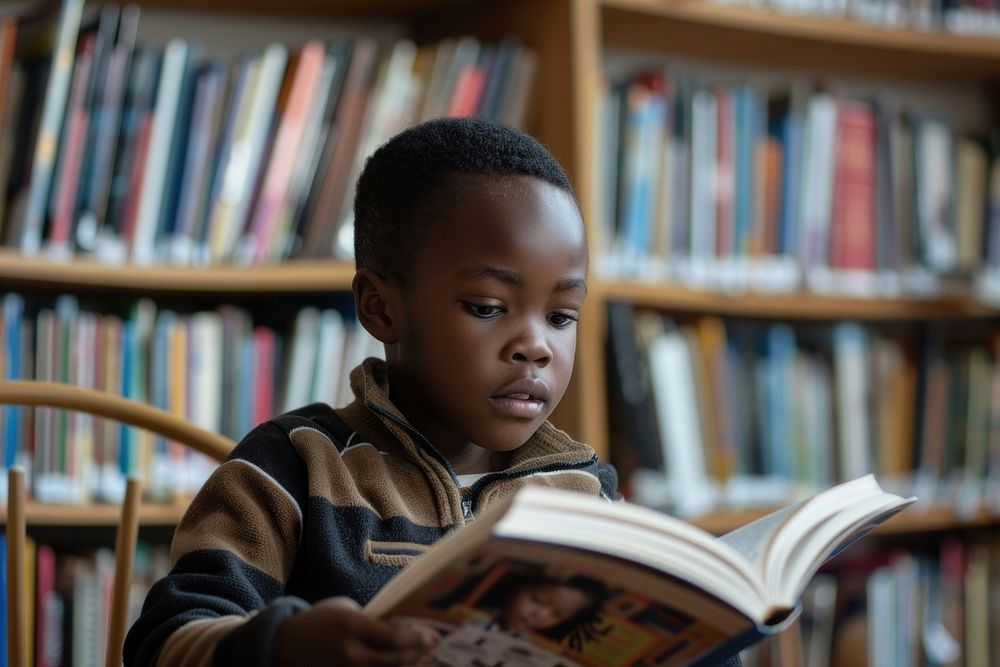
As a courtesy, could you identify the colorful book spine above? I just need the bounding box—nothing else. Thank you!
[18,0,86,255]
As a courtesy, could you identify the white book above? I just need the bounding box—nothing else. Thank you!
[190,311,224,433]
[913,119,955,272]
[282,307,321,412]
[833,322,872,481]
[366,477,913,667]
[131,39,190,265]
[798,92,837,271]
[187,311,223,493]
[208,44,288,262]
[311,309,346,406]
[72,311,98,504]
[689,89,717,264]
[648,324,716,517]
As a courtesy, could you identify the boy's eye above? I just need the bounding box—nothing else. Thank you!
[463,302,504,319]
[548,312,578,328]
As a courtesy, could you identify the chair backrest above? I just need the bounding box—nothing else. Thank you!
[1,380,236,667]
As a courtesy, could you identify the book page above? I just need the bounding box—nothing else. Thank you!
[380,539,755,667]
[716,504,797,568]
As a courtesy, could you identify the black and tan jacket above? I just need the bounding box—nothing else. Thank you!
[123,359,619,667]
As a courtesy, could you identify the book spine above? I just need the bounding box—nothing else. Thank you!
[831,101,877,272]
[249,41,326,262]
[132,39,190,265]
[19,0,86,254]
[47,37,95,254]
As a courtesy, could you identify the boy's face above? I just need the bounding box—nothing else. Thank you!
[383,175,587,472]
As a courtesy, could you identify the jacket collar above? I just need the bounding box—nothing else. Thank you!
[336,358,596,472]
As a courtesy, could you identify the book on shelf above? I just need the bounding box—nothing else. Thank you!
[366,475,913,667]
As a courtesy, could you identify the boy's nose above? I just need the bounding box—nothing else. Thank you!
[509,328,552,367]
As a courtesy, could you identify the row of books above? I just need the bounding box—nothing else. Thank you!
[0,292,383,504]
[712,0,1000,37]
[0,1,537,265]
[0,533,170,667]
[607,302,1000,518]
[596,69,1000,297]
[739,538,1000,667]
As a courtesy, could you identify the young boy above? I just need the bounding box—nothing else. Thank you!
[123,117,619,667]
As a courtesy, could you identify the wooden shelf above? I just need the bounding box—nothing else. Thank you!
[131,0,477,18]
[0,251,356,295]
[692,503,1000,536]
[0,499,191,527]
[597,278,1000,320]
[602,0,1000,81]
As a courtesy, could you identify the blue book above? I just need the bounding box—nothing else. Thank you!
[760,324,796,479]
[733,85,758,255]
[620,77,668,261]
[3,294,24,469]
[120,320,135,475]
[158,43,204,241]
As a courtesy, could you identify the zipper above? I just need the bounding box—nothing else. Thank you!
[368,404,461,482]
[368,402,597,518]
[462,455,598,515]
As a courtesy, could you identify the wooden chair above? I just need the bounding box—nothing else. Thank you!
[1,380,236,667]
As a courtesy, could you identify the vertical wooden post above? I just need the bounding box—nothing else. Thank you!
[6,466,27,667]
[106,476,143,667]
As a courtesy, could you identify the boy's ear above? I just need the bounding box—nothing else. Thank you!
[353,268,399,344]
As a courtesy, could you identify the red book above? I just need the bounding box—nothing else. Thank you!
[252,326,276,425]
[119,115,154,246]
[447,65,487,118]
[831,101,877,271]
[48,35,95,249]
[35,544,62,667]
[715,87,733,257]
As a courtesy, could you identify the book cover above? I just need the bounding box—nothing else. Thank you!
[367,477,914,667]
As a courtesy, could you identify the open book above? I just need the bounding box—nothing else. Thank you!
[366,474,915,667]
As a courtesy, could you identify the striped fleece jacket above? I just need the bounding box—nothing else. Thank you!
[123,358,619,667]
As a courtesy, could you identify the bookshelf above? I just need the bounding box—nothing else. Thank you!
[0,498,190,527]
[0,0,997,663]
[0,250,356,294]
[0,0,996,517]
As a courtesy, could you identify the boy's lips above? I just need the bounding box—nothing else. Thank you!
[490,377,550,419]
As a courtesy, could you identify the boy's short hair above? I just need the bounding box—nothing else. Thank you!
[353,117,577,282]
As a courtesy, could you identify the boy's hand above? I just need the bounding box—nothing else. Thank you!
[273,596,435,666]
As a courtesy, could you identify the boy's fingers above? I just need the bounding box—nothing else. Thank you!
[323,595,362,611]
[356,616,426,649]
[321,596,427,648]
[347,645,427,666]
